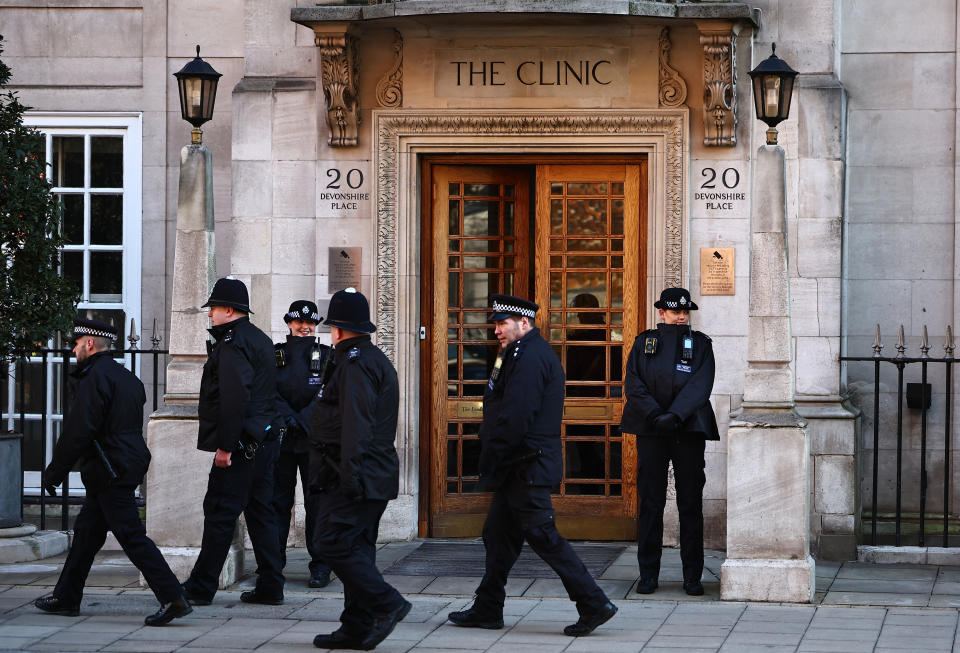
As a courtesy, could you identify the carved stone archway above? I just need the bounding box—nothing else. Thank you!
[372,109,689,362]
[369,110,688,534]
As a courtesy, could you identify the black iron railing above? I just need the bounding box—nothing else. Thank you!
[10,320,167,531]
[841,324,955,546]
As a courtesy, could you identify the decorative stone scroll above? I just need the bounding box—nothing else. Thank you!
[372,111,686,362]
[376,30,403,108]
[315,31,360,147]
[697,22,739,147]
[658,27,687,108]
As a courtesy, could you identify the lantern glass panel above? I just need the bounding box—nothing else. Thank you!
[762,76,781,117]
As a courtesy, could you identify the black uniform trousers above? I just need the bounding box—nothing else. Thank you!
[273,449,328,576]
[312,491,406,636]
[636,436,706,582]
[185,439,284,599]
[476,471,607,616]
[54,484,180,606]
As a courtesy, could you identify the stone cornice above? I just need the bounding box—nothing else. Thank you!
[292,1,759,26]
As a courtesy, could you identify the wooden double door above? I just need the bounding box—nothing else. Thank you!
[420,158,648,539]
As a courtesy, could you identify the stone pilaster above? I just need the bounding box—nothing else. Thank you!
[145,145,243,587]
[722,143,814,603]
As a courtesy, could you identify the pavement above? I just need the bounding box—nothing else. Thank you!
[3,542,960,651]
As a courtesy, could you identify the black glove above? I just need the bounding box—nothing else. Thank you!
[652,412,681,435]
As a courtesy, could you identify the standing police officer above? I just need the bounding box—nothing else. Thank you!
[181,277,285,605]
[273,300,331,588]
[309,287,411,650]
[620,287,719,596]
[35,318,191,626]
[447,294,617,638]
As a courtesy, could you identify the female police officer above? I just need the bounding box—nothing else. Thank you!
[273,300,332,588]
[620,287,719,596]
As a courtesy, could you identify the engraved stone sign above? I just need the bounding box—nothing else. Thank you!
[700,247,735,295]
[317,161,371,218]
[692,161,748,219]
[435,47,629,98]
[329,247,362,293]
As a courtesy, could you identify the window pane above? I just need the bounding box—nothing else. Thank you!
[448,183,459,196]
[612,199,624,236]
[463,201,500,236]
[463,239,499,252]
[567,239,605,251]
[90,136,123,187]
[503,202,514,236]
[566,182,607,195]
[464,184,497,196]
[89,252,123,302]
[60,194,84,244]
[567,256,606,268]
[448,200,460,236]
[551,199,563,235]
[462,273,494,308]
[62,251,83,289]
[448,344,458,380]
[447,440,457,476]
[566,441,605,479]
[462,439,481,476]
[53,136,83,187]
[91,194,123,245]
[566,199,607,235]
[462,344,492,380]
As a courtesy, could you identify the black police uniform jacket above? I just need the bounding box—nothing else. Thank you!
[198,316,277,452]
[478,327,564,489]
[42,351,149,491]
[309,335,400,501]
[620,323,720,440]
[275,335,330,454]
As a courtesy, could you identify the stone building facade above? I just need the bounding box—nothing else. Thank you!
[4,0,958,567]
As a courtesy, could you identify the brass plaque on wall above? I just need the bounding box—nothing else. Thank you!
[328,247,362,293]
[700,247,735,295]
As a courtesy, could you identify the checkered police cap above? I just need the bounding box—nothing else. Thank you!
[654,287,698,311]
[72,317,118,341]
[284,300,321,324]
[488,294,539,322]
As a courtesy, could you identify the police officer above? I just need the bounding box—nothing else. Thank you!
[309,287,411,651]
[181,277,285,605]
[620,287,719,596]
[35,318,191,626]
[447,294,617,638]
[273,300,331,588]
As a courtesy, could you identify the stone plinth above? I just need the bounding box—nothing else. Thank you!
[0,525,69,563]
[721,410,814,603]
[145,404,244,586]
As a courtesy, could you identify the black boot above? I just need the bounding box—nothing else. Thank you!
[563,601,618,636]
[447,604,504,630]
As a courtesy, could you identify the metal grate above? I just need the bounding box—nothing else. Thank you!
[383,540,626,577]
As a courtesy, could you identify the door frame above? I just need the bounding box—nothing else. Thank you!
[369,109,689,540]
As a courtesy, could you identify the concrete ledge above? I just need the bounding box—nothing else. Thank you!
[0,530,69,563]
[720,556,815,603]
[858,545,960,565]
[141,545,244,588]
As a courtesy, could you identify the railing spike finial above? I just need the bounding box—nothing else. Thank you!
[127,318,140,350]
[921,325,930,358]
[872,324,884,357]
[946,325,955,360]
[151,318,162,350]
[896,325,906,359]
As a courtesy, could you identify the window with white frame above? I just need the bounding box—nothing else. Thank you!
[1,114,142,494]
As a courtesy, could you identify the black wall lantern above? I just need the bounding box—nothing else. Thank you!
[748,43,798,146]
[174,46,222,145]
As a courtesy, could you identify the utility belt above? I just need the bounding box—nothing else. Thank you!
[235,424,278,460]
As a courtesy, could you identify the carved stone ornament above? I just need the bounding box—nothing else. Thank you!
[658,27,687,108]
[699,25,739,147]
[376,30,403,108]
[315,31,360,147]
[372,111,686,362]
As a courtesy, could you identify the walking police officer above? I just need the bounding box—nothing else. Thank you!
[35,318,191,626]
[620,287,719,596]
[273,300,331,588]
[447,294,617,637]
[309,287,410,650]
[181,277,286,605]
